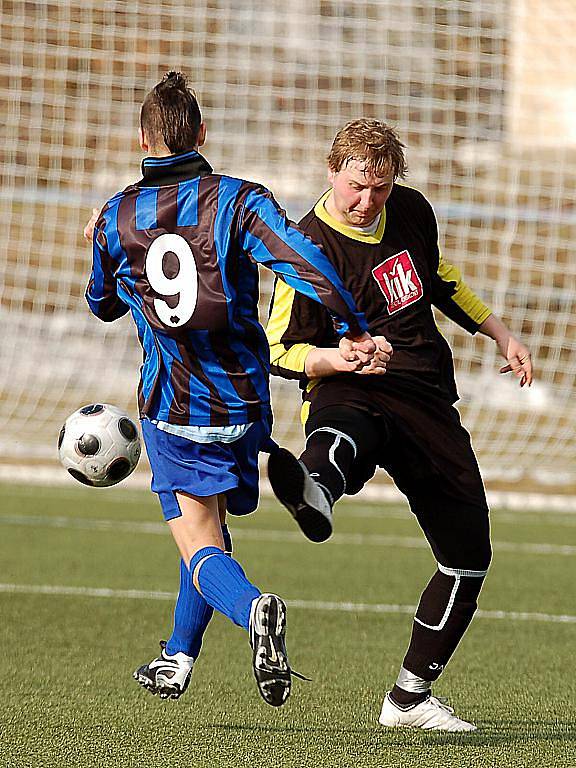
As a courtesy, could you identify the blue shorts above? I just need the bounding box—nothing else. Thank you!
[141,417,277,521]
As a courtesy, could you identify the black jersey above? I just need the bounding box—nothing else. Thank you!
[266,184,491,405]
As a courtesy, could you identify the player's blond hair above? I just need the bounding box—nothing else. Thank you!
[327,119,407,179]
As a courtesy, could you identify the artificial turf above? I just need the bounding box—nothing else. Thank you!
[1,483,575,767]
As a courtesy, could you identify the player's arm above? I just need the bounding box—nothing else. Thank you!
[433,253,492,332]
[434,256,533,386]
[267,278,364,379]
[426,201,532,386]
[478,313,533,387]
[267,278,390,380]
[418,191,490,333]
[239,185,373,352]
[85,206,129,322]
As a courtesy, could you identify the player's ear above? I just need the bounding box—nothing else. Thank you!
[138,127,149,152]
[196,122,207,148]
[327,167,337,186]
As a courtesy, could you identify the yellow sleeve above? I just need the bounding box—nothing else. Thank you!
[436,253,492,328]
[266,279,316,377]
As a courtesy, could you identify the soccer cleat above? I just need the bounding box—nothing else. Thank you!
[268,447,333,543]
[378,692,477,732]
[133,641,194,700]
[249,593,291,707]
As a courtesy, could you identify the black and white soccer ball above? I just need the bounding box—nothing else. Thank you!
[58,403,141,487]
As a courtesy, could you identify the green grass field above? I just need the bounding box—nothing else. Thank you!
[1,482,575,768]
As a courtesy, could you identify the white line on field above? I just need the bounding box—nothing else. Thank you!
[1,513,575,556]
[0,583,574,624]
[3,470,576,512]
[340,507,576,527]
[3,483,576,525]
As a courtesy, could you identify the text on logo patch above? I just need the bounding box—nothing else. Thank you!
[372,250,423,314]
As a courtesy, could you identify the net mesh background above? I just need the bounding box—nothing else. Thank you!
[1,0,575,491]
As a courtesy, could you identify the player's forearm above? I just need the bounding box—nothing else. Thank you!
[479,312,533,386]
[86,292,129,321]
[304,347,347,377]
[477,313,510,345]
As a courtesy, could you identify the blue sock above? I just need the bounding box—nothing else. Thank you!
[166,525,233,658]
[189,545,260,630]
[165,558,213,658]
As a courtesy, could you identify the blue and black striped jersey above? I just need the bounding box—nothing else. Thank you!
[86,151,367,426]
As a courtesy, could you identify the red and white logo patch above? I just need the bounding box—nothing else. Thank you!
[372,250,423,315]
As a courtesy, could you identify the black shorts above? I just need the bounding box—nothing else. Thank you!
[304,378,491,570]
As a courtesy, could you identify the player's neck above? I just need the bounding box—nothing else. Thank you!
[146,144,199,158]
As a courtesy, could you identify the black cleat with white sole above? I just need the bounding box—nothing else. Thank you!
[249,593,291,707]
[133,641,194,700]
[268,447,333,543]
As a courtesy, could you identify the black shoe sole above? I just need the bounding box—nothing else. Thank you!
[251,594,291,707]
[268,448,332,543]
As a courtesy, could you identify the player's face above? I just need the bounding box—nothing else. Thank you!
[327,161,394,227]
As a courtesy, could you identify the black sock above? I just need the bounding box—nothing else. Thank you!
[389,685,430,709]
[402,568,486,681]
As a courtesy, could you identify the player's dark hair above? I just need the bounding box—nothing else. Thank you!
[140,71,202,154]
[328,119,407,179]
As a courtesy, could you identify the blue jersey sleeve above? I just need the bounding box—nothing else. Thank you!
[239,186,367,337]
[85,206,130,322]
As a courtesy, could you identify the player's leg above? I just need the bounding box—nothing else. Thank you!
[389,495,491,696]
[137,418,291,706]
[380,407,491,731]
[166,495,230,657]
[380,496,490,731]
[268,405,381,541]
[168,491,258,628]
[224,418,292,707]
[168,490,290,707]
[134,496,230,699]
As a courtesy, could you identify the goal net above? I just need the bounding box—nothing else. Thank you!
[1,0,575,496]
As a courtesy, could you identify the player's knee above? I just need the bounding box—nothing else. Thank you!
[471,531,492,572]
[447,505,492,572]
[434,564,488,609]
[305,405,381,453]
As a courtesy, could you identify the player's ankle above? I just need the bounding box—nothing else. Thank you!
[389,684,430,709]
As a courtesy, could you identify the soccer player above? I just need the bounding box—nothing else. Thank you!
[84,74,379,708]
[266,119,533,729]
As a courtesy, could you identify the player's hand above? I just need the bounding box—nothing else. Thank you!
[340,332,376,365]
[355,335,392,375]
[83,207,100,243]
[498,334,533,387]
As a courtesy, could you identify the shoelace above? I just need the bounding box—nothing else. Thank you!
[428,696,455,714]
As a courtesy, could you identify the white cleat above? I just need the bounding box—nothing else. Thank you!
[133,641,194,700]
[378,692,477,732]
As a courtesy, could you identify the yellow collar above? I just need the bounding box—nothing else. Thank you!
[314,190,387,244]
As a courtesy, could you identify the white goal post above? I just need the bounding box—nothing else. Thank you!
[1,0,575,498]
